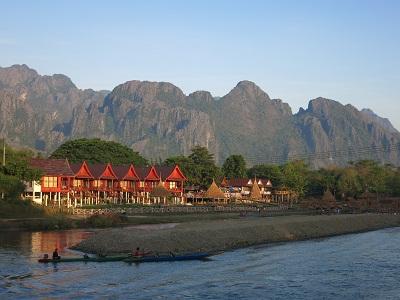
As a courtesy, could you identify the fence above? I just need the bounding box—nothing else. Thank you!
[72,205,291,216]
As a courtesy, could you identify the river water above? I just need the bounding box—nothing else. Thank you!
[0,227,399,299]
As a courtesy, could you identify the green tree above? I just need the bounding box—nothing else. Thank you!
[164,146,221,188]
[222,154,247,178]
[50,138,148,165]
[1,145,42,181]
[336,167,362,198]
[188,146,222,188]
[0,173,25,200]
[281,160,309,198]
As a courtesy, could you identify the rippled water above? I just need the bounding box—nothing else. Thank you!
[0,227,399,299]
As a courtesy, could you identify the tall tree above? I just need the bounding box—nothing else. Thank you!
[282,160,309,198]
[188,146,222,188]
[222,154,247,178]
[50,138,148,165]
[336,167,362,198]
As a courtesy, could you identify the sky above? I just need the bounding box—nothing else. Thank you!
[1,0,399,129]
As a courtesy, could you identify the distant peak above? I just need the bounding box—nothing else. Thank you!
[0,64,39,87]
[228,80,270,100]
[236,80,257,87]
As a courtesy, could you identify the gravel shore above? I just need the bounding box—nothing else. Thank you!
[74,213,400,255]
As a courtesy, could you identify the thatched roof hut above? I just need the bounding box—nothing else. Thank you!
[321,190,337,208]
[150,180,171,198]
[250,180,262,200]
[205,180,225,199]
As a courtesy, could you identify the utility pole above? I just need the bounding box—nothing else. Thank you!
[1,137,4,199]
[2,137,5,167]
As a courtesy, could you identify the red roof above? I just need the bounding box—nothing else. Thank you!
[135,166,160,181]
[155,165,186,181]
[30,158,74,177]
[70,161,93,178]
[113,165,140,180]
[88,163,117,179]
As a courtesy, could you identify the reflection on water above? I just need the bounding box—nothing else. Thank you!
[0,227,399,299]
[0,229,93,259]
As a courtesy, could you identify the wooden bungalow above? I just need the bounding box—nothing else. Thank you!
[88,163,118,204]
[70,161,94,206]
[113,164,140,204]
[135,166,160,204]
[155,165,187,204]
[28,158,75,207]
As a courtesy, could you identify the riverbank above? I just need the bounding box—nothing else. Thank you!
[0,212,246,231]
[74,213,400,255]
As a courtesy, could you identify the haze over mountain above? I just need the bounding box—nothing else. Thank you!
[1,64,399,167]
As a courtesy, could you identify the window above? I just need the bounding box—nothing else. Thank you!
[169,181,176,189]
[43,176,57,188]
[93,180,101,187]
[139,181,145,188]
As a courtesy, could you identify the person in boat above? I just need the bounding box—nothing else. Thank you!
[133,247,142,257]
[132,247,152,257]
[43,253,49,260]
[83,253,89,259]
[52,248,61,260]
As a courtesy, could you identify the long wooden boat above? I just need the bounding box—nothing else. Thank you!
[38,255,129,263]
[123,252,210,263]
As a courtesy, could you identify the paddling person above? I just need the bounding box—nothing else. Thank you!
[132,247,151,257]
[133,247,142,257]
[52,248,61,260]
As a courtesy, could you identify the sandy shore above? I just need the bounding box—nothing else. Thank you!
[74,213,400,255]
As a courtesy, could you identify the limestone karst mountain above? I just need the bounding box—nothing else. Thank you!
[1,64,399,167]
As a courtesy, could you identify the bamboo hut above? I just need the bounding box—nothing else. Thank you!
[249,178,262,201]
[321,190,337,209]
[149,180,171,205]
[205,179,227,204]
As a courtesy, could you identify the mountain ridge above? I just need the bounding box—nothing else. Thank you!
[1,64,399,167]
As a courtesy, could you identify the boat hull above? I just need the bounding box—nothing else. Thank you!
[123,252,210,263]
[38,255,129,263]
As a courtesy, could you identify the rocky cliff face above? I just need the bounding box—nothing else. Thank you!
[1,64,399,167]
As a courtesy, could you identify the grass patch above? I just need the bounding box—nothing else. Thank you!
[0,198,45,219]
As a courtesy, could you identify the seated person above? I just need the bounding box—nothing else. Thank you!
[52,248,61,260]
[133,247,142,257]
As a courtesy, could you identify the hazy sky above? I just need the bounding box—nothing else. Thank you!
[1,0,399,129]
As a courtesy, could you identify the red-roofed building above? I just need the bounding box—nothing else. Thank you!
[136,166,160,191]
[70,161,95,206]
[113,164,140,203]
[27,158,75,206]
[88,163,117,184]
[26,159,188,207]
[155,165,186,204]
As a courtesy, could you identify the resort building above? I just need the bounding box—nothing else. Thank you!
[220,177,273,202]
[24,158,186,207]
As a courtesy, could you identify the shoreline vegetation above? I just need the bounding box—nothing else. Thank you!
[74,213,400,255]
